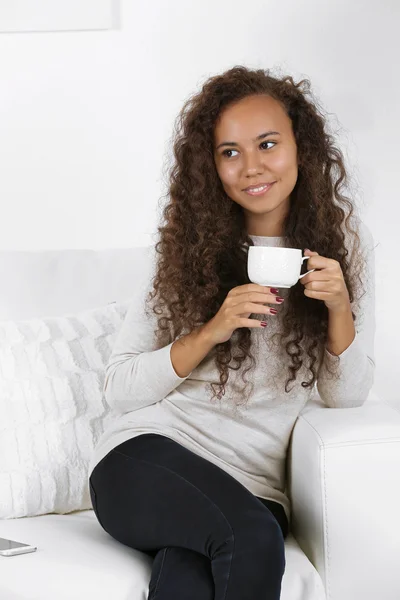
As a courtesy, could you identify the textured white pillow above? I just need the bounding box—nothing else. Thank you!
[0,300,130,519]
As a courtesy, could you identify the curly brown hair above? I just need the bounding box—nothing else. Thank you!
[145,65,367,407]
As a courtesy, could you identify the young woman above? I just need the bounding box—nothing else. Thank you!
[88,65,375,599]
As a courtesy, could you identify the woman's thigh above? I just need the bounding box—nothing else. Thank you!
[90,433,287,599]
[90,433,287,546]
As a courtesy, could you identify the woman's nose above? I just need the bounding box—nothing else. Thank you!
[243,152,264,174]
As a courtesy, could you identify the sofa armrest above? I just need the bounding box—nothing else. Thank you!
[286,391,400,600]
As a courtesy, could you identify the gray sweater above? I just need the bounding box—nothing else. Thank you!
[88,220,376,524]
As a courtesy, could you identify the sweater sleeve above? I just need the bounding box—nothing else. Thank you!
[316,220,376,408]
[103,271,192,414]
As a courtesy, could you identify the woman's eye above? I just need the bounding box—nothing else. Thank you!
[260,141,275,150]
[222,149,238,158]
[222,141,275,158]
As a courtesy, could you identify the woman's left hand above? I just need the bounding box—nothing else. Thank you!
[300,249,351,313]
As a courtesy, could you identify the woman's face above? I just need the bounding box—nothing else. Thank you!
[213,94,299,236]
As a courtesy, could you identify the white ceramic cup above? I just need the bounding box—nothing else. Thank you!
[247,246,316,288]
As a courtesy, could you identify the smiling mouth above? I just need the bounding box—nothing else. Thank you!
[243,182,276,196]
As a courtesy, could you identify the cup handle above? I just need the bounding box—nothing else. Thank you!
[298,255,316,280]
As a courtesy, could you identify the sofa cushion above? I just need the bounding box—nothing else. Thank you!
[0,510,326,600]
[0,301,129,519]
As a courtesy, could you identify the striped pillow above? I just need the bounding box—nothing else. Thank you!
[0,300,130,519]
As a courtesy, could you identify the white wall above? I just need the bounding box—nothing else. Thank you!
[0,0,398,406]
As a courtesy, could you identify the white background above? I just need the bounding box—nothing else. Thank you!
[0,0,115,32]
[0,0,398,406]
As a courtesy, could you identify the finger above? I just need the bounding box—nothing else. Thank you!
[300,270,334,287]
[304,282,336,294]
[301,271,335,284]
[304,289,332,299]
[303,255,333,269]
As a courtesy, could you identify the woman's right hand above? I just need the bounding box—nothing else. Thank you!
[202,284,283,345]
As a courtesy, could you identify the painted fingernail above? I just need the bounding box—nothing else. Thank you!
[260,321,268,327]
[276,297,284,303]
[270,288,280,295]
[270,308,278,314]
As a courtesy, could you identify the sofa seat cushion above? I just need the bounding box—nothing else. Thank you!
[0,510,326,599]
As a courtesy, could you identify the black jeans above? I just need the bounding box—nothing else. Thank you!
[89,433,289,600]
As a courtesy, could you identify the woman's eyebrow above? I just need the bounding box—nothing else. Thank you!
[215,131,281,150]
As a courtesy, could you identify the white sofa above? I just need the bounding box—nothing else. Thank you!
[0,246,399,600]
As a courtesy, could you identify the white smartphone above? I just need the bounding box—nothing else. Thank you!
[0,536,37,557]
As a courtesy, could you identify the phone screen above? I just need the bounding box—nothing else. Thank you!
[0,537,30,551]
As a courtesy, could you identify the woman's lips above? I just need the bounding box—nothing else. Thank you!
[244,182,276,196]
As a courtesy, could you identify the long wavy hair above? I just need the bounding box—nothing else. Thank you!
[145,65,366,407]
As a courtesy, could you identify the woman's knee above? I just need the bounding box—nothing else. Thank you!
[234,509,286,572]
